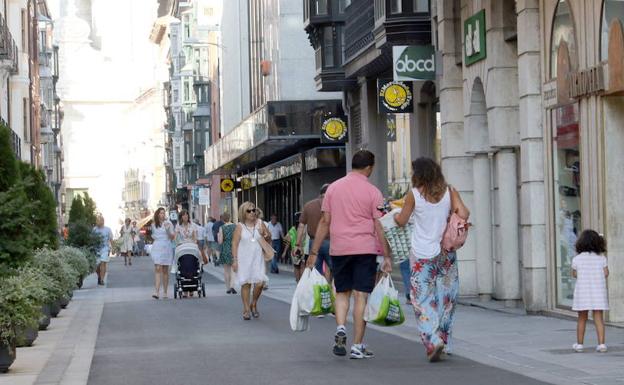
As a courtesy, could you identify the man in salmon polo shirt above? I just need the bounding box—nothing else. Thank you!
[308,149,391,359]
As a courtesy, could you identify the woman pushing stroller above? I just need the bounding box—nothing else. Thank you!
[175,210,207,297]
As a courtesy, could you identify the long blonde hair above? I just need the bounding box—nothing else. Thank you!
[238,201,257,223]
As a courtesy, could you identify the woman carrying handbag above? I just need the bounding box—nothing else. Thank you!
[231,202,272,320]
[393,157,470,363]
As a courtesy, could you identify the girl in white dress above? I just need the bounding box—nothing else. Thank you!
[571,230,609,353]
[151,208,175,299]
[232,201,270,320]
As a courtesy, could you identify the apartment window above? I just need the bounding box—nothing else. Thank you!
[391,0,402,14]
[314,0,328,15]
[338,25,345,64]
[323,26,334,67]
[339,0,351,13]
[23,98,29,142]
[414,0,428,12]
[173,89,179,103]
[183,15,191,39]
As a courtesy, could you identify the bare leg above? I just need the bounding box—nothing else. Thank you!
[154,265,161,296]
[241,284,251,315]
[100,262,108,283]
[251,282,264,309]
[162,266,169,297]
[335,291,351,327]
[128,252,132,266]
[593,310,606,345]
[353,291,369,345]
[223,264,232,290]
[294,265,302,282]
[577,311,588,344]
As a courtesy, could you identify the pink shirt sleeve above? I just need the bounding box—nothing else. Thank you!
[371,189,384,219]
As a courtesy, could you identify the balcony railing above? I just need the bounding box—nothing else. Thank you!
[0,14,18,73]
[1,117,22,160]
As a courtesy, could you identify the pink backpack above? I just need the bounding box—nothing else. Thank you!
[441,188,471,252]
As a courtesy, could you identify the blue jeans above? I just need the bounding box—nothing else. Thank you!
[313,239,331,275]
[270,239,282,272]
[400,259,411,299]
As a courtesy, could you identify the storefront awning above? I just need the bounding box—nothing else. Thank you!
[204,100,344,176]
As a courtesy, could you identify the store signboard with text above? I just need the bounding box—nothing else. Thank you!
[378,79,414,113]
[392,45,436,81]
[464,9,486,66]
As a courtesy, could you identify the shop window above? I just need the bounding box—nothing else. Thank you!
[550,0,577,78]
[552,104,581,308]
[601,0,624,60]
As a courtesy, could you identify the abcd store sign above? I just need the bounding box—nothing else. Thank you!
[392,45,436,81]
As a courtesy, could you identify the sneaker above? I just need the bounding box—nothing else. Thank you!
[333,329,347,356]
[572,343,584,352]
[596,344,608,353]
[350,344,374,359]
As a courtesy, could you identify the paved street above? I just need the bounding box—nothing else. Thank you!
[85,257,547,385]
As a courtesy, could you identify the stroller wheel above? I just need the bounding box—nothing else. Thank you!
[202,283,206,297]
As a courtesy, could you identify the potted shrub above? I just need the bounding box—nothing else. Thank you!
[31,249,77,316]
[0,273,42,371]
[14,267,50,347]
[59,246,90,289]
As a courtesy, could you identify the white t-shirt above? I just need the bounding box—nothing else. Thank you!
[267,222,283,240]
[205,222,215,242]
[195,223,205,241]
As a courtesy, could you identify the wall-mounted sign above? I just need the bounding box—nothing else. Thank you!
[198,187,211,206]
[378,79,414,113]
[240,177,253,190]
[321,116,348,143]
[393,45,436,81]
[566,65,605,99]
[220,178,234,193]
[464,9,486,66]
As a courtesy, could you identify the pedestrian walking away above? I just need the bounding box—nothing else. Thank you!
[194,218,207,265]
[119,218,135,266]
[212,215,225,265]
[232,202,270,320]
[297,183,332,284]
[150,208,175,299]
[205,217,216,263]
[308,150,392,360]
[93,215,114,286]
[267,214,284,274]
[571,230,609,353]
[217,213,237,294]
[393,157,470,362]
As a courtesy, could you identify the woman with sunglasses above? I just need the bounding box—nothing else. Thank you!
[231,201,271,320]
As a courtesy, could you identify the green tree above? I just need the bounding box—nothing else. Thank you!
[19,162,59,249]
[0,124,19,192]
[0,183,37,274]
[68,195,86,224]
[82,192,98,226]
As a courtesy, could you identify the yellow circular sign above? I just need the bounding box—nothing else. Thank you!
[383,84,408,107]
[322,117,347,141]
[220,178,234,192]
[241,178,252,190]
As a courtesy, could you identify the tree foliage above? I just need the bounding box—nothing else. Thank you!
[0,124,19,192]
[82,193,98,227]
[19,162,59,249]
[68,196,86,224]
[0,183,37,273]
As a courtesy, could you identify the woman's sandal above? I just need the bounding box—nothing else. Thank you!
[251,306,259,318]
[242,311,251,321]
[152,294,159,300]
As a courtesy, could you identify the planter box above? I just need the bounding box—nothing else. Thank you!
[59,296,70,309]
[0,339,16,373]
[16,327,38,347]
[38,304,51,331]
[50,300,61,317]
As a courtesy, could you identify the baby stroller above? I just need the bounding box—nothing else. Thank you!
[173,243,206,298]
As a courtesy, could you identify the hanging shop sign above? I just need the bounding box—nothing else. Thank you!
[321,116,348,143]
[220,178,235,193]
[464,9,486,66]
[386,115,397,142]
[392,45,436,81]
[169,211,178,222]
[378,79,414,113]
[240,177,253,190]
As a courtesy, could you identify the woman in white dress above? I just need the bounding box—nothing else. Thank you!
[232,201,270,320]
[151,208,175,299]
[175,210,202,297]
[120,218,135,266]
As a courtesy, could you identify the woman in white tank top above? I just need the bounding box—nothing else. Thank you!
[393,157,469,362]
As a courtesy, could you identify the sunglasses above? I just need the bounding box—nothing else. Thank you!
[246,208,256,213]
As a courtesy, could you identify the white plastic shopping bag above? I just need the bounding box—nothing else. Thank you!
[299,268,334,316]
[364,274,405,326]
[290,269,311,331]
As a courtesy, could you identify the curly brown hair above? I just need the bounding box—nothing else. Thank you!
[575,230,607,254]
[411,157,448,202]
